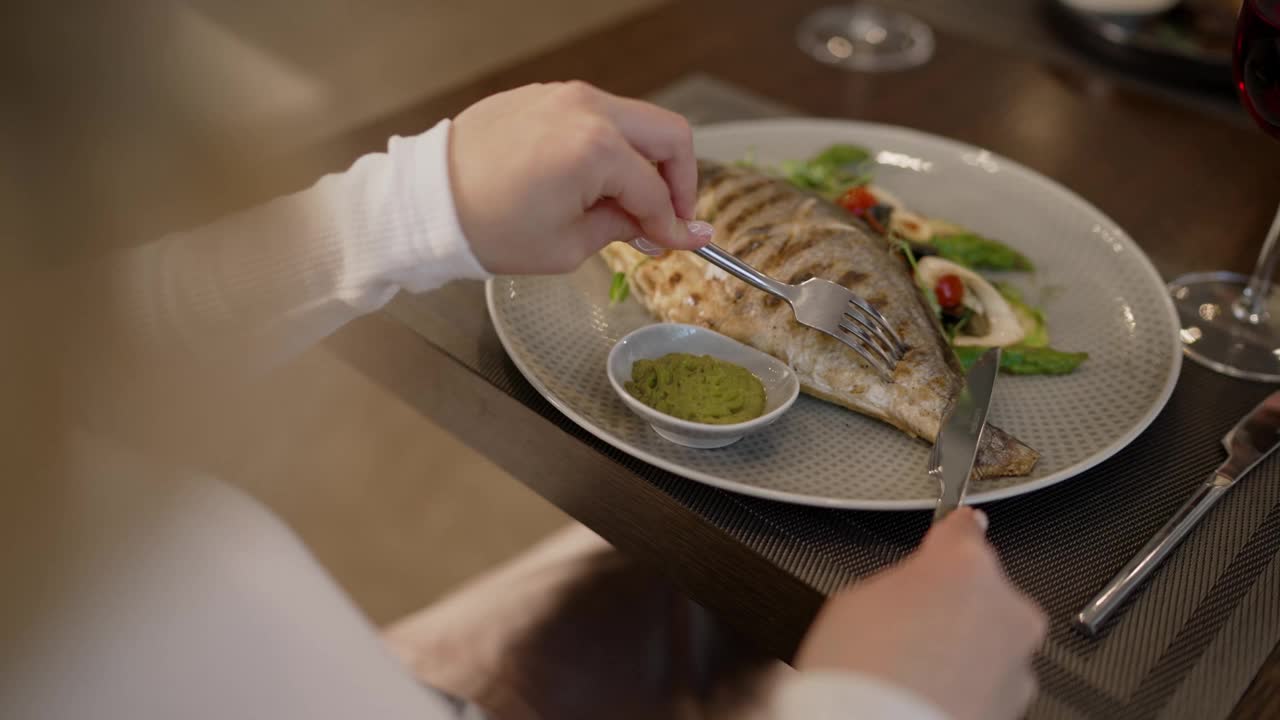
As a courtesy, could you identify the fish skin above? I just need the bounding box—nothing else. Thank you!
[600,159,1038,478]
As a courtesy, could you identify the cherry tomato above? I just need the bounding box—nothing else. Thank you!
[837,186,878,215]
[934,274,965,310]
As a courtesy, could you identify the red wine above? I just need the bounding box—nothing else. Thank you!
[1236,0,1280,139]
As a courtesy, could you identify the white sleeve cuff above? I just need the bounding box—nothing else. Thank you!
[331,118,490,315]
[770,670,951,720]
[390,119,491,291]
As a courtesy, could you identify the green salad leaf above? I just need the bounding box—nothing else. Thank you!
[929,233,1034,272]
[896,238,921,274]
[897,239,943,321]
[780,143,874,198]
[609,272,630,305]
[947,283,1083,373]
[954,345,1089,375]
[809,144,872,168]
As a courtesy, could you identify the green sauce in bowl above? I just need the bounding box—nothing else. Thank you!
[625,353,767,425]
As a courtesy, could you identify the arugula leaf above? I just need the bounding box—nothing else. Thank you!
[896,239,943,322]
[929,233,1034,272]
[810,144,872,168]
[954,345,1088,375]
[921,283,942,320]
[609,272,630,305]
[780,143,874,198]
[780,160,837,192]
[896,238,921,274]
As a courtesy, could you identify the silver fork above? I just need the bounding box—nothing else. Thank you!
[695,243,907,376]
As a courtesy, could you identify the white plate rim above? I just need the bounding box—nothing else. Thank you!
[485,118,1183,510]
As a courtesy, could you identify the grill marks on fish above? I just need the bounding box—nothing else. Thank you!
[722,190,793,236]
[787,263,832,286]
[728,226,784,266]
[837,270,868,287]
[697,161,735,195]
[703,178,771,224]
[599,160,1039,479]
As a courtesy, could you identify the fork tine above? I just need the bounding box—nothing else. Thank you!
[847,297,907,359]
[829,326,894,377]
[838,319,898,372]
[849,299,906,360]
[843,309,899,360]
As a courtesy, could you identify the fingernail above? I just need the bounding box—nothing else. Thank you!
[630,237,663,256]
[685,220,715,241]
[973,508,989,533]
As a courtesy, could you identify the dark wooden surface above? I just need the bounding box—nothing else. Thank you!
[326,311,826,662]
[1246,643,1280,720]
[252,0,1280,279]
[280,0,1280,715]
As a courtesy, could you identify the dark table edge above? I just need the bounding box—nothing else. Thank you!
[326,311,824,661]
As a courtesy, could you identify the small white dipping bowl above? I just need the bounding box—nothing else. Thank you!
[607,323,800,449]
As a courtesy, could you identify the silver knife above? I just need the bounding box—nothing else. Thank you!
[933,347,1002,523]
[1075,390,1280,636]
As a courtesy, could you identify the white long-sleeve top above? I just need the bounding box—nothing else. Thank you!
[18,120,948,720]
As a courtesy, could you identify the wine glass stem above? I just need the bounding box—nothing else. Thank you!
[1234,203,1280,324]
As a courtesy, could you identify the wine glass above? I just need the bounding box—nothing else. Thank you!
[795,3,935,72]
[1168,0,1280,381]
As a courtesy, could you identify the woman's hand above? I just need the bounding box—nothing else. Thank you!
[795,509,1048,720]
[449,81,709,275]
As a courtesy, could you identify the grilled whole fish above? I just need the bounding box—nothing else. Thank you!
[600,160,1038,478]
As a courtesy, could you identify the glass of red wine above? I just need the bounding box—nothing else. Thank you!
[1168,0,1280,381]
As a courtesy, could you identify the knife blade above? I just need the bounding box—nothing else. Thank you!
[1075,390,1280,635]
[933,347,1002,523]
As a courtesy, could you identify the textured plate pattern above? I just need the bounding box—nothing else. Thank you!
[487,119,1181,509]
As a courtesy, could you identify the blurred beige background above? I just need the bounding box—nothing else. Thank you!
[174,0,664,151]
[176,0,663,626]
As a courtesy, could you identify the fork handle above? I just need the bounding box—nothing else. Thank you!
[696,244,793,300]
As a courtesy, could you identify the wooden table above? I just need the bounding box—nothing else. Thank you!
[269,1,1280,716]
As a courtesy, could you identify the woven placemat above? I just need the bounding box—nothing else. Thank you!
[385,74,1280,720]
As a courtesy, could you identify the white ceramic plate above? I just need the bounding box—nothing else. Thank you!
[486,118,1182,510]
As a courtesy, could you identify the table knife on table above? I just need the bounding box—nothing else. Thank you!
[1076,390,1280,635]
